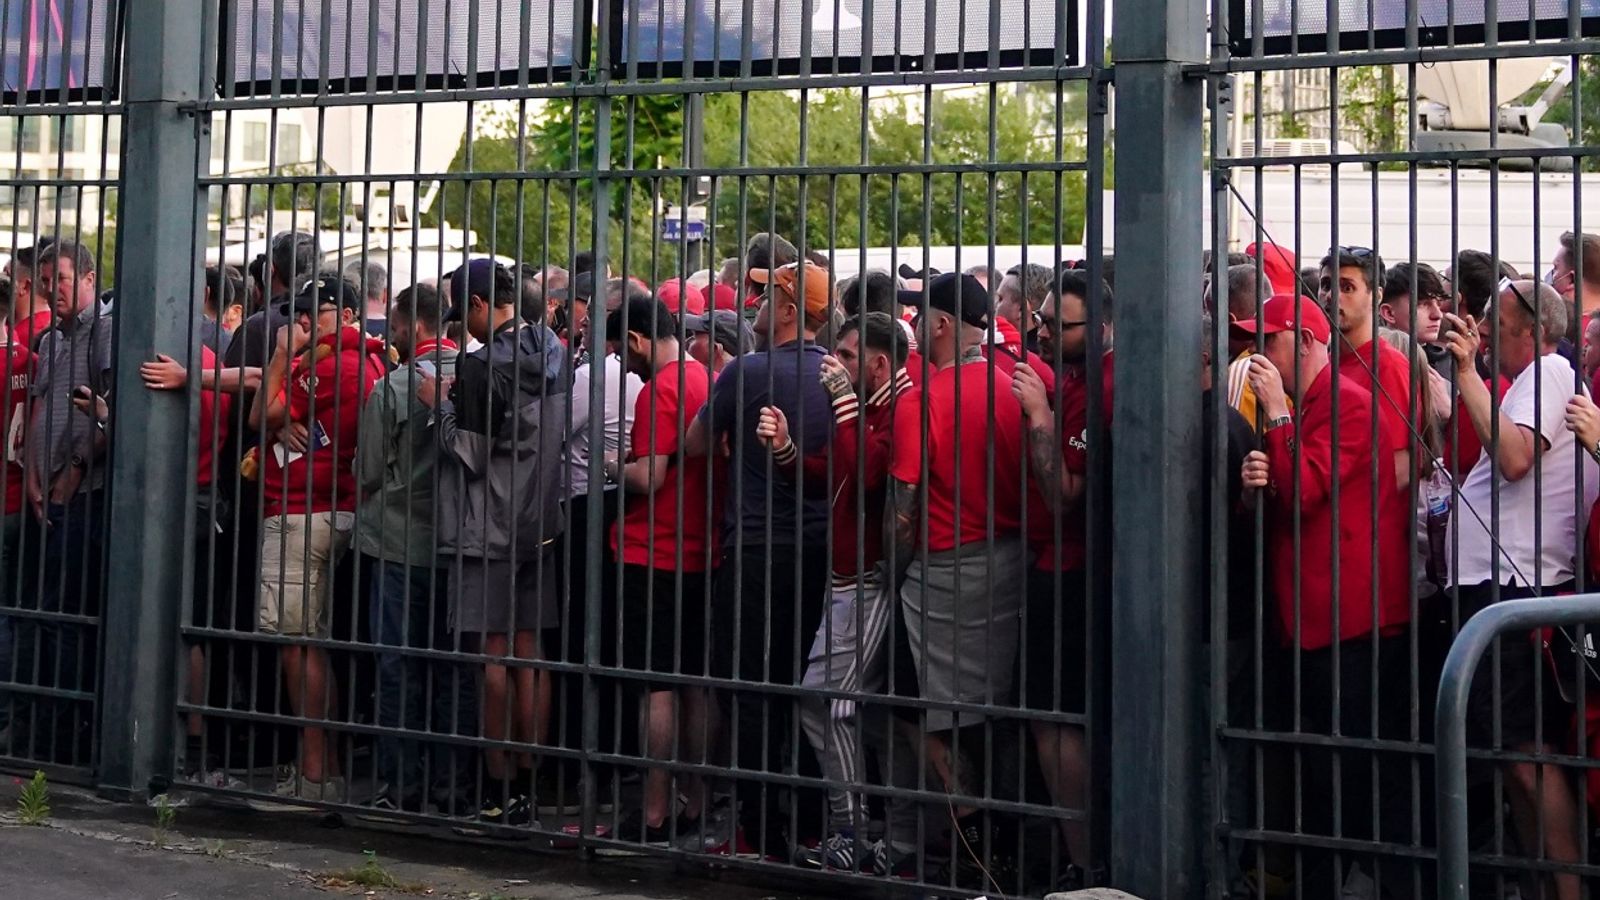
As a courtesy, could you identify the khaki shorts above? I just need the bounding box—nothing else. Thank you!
[258,512,352,638]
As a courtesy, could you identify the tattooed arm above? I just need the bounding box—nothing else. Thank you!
[1025,416,1084,514]
[882,476,921,590]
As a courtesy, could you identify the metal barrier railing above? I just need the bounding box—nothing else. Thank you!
[1436,595,1600,900]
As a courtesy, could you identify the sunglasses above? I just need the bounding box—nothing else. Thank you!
[1498,276,1539,323]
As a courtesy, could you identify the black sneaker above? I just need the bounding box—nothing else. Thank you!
[479,792,534,826]
[940,822,1019,894]
[358,790,424,824]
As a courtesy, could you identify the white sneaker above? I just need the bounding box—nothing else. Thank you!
[249,772,346,811]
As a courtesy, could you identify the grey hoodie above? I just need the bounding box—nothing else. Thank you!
[436,319,570,560]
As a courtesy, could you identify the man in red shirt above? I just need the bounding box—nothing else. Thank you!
[756,311,919,874]
[1009,268,1114,886]
[1319,246,1415,491]
[5,243,58,352]
[0,279,33,740]
[885,272,1029,884]
[1238,294,1413,897]
[598,295,717,845]
[249,276,386,806]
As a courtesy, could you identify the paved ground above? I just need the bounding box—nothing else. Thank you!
[0,778,835,900]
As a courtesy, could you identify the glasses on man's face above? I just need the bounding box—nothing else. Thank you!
[1040,318,1087,333]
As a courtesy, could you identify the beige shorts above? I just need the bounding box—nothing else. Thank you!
[258,512,352,638]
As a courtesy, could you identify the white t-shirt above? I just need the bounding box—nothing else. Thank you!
[566,353,644,497]
[1451,352,1599,588]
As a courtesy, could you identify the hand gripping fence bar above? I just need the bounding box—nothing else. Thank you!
[1436,594,1600,900]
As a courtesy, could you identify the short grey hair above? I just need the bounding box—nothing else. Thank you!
[1501,279,1568,341]
[1226,264,1269,316]
[344,260,389,302]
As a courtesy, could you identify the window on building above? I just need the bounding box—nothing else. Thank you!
[58,117,85,153]
[242,121,269,163]
[276,122,302,164]
[17,119,41,153]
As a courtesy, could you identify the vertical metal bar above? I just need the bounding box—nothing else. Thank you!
[1109,0,1205,889]
[98,0,208,799]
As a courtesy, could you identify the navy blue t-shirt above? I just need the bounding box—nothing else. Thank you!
[699,339,832,547]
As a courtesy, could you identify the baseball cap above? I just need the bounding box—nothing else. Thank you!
[898,263,942,282]
[704,282,738,312]
[1230,293,1331,343]
[749,260,831,323]
[657,279,707,316]
[898,272,990,329]
[1246,242,1301,296]
[442,258,511,322]
[287,274,362,316]
[684,309,754,358]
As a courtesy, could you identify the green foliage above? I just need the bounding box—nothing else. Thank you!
[1338,66,1404,152]
[247,163,344,228]
[152,794,176,841]
[1543,57,1600,171]
[16,770,48,825]
[433,86,1090,282]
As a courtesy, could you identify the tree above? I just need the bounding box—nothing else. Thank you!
[435,85,1092,282]
[1542,56,1600,171]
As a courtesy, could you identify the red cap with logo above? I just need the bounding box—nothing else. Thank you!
[1230,293,1331,343]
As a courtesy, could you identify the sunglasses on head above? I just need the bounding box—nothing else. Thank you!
[1338,245,1375,260]
[1498,276,1539,322]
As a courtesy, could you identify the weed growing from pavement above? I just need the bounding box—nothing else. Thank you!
[15,771,48,825]
[203,839,227,858]
[321,850,428,893]
[152,795,176,845]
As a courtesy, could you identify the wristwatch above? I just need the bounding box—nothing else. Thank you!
[1264,415,1292,432]
[1588,439,1600,466]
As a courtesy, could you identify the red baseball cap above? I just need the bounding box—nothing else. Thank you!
[703,282,738,312]
[656,279,706,316]
[1230,293,1331,343]
[1245,242,1301,296]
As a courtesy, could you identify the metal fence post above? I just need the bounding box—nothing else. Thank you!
[97,0,207,800]
[1109,0,1207,891]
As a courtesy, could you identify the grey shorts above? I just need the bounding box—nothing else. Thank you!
[448,549,560,635]
[900,537,1026,732]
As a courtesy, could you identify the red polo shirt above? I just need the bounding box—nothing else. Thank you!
[262,328,386,518]
[612,359,716,572]
[2,342,32,516]
[1033,350,1115,571]
[1261,363,1411,650]
[890,356,1027,552]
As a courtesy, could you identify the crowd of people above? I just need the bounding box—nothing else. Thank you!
[4,224,1600,897]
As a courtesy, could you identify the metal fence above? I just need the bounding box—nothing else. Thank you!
[0,0,1598,898]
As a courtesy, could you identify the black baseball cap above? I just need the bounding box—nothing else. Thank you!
[684,309,754,357]
[898,272,989,329]
[898,262,942,281]
[442,258,511,322]
[287,274,362,316]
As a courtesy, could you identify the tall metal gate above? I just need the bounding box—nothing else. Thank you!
[0,0,1596,898]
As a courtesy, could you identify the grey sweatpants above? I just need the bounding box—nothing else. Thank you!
[798,572,918,844]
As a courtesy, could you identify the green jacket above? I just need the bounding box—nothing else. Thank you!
[355,344,458,566]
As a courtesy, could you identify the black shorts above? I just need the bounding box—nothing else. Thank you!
[1457,580,1576,749]
[1019,568,1089,714]
[613,563,710,688]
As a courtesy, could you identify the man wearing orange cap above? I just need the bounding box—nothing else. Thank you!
[681,258,835,859]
